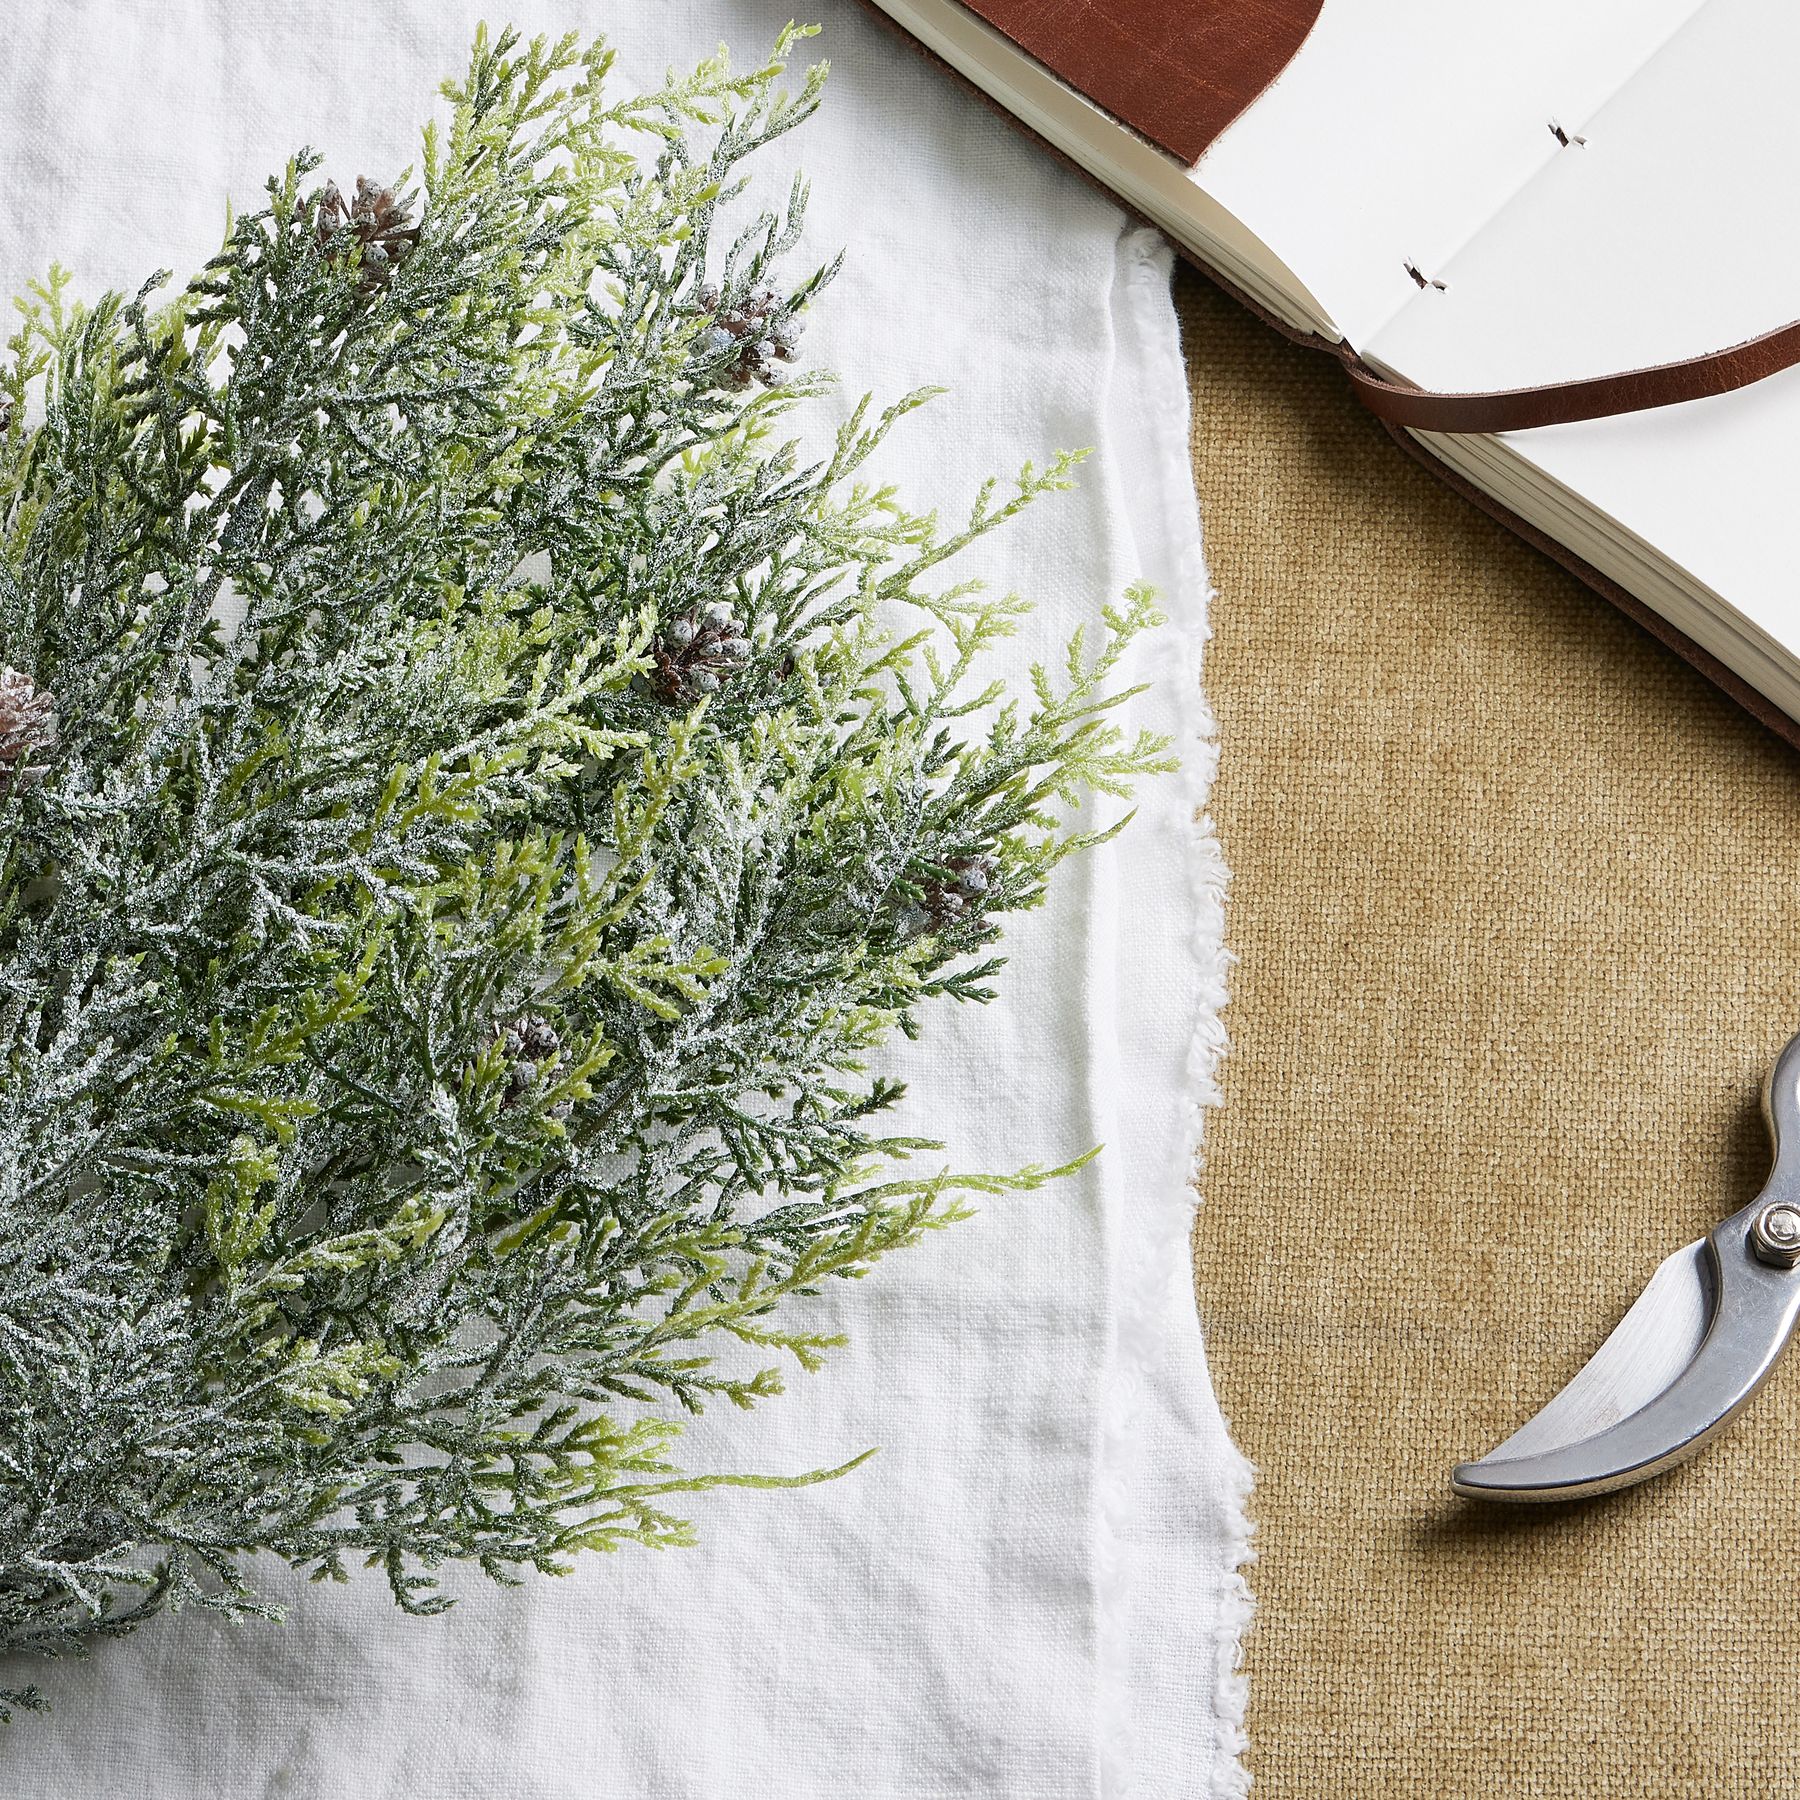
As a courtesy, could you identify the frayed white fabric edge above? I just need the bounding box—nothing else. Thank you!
[1092,225,1256,1799]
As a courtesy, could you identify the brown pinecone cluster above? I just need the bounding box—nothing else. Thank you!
[893,854,1000,940]
[647,600,754,704]
[316,177,421,294]
[498,1012,561,1109]
[692,283,802,389]
[0,666,57,795]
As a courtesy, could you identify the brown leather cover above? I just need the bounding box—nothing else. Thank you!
[957,0,1322,163]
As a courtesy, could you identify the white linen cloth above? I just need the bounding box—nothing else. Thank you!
[0,4,1251,1794]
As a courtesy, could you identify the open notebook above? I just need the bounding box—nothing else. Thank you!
[865,0,1800,741]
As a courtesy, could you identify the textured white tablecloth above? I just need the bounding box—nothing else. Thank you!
[0,4,1251,1794]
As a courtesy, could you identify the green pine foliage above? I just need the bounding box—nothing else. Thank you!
[0,25,1170,1709]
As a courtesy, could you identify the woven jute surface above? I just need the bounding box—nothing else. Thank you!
[1178,267,1800,1799]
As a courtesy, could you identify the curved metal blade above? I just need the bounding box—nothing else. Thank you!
[1454,1219,1800,1500]
[1454,1028,1800,1503]
[1468,1239,1713,1470]
[1447,1029,1800,1504]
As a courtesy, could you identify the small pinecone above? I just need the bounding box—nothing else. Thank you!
[317,177,421,294]
[0,666,58,795]
[692,282,803,389]
[498,1013,561,1108]
[646,600,754,704]
[894,854,1000,940]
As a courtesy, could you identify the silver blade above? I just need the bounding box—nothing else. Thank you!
[1455,1212,1800,1502]
[1456,1028,1800,1503]
[1479,1239,1713,1465]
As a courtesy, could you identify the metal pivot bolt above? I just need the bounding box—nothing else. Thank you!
[1751,1202,1800,1268]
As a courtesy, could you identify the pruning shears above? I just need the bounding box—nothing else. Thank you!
[1455,1029,1800,1502]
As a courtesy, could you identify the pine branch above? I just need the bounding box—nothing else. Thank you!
[0,25,1170,1696]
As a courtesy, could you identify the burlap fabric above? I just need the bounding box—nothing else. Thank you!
[1180,268,1800,1799]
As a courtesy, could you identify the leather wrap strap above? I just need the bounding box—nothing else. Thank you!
[1345,316,1800,434]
